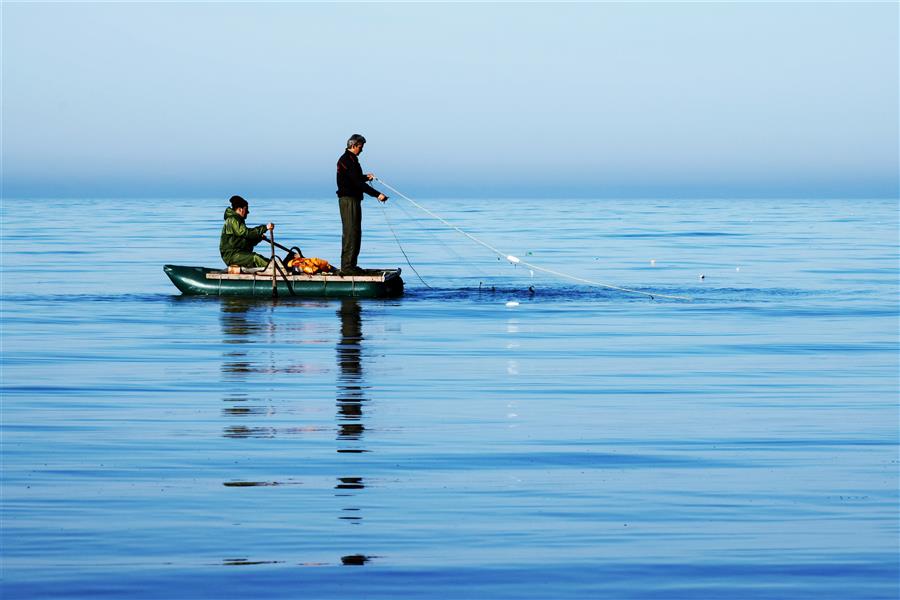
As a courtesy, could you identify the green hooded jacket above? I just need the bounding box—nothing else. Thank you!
[219,207,268,266]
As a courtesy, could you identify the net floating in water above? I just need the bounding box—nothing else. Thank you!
[287,256,334,274]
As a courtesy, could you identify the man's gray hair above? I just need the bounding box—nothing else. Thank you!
[347,134,367,149]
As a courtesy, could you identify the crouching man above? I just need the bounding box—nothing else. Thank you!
[219,195,274,268]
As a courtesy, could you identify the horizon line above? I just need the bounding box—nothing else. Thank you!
[2,193,897,201]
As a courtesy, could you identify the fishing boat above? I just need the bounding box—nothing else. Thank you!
[164,265,404,298]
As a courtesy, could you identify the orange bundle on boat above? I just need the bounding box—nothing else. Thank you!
[287,256,334,274]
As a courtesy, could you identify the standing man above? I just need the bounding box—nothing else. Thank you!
[336,134,388,275]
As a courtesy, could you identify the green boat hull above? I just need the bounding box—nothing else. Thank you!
[164,265,404,298]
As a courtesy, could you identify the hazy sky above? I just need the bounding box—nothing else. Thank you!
[3,2,898,198]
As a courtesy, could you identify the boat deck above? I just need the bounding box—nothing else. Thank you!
[205,268,401,283]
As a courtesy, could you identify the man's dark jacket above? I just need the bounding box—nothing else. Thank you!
[336,150,381,200]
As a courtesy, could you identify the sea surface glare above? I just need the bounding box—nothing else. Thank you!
[2,196,898,599]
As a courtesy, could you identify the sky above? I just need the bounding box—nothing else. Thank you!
[2,1,898,199]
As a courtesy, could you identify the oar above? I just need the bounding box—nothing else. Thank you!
[262,235,303,258]
[269,229,277,297]
[263,232,297,296]
[273,256,296,296]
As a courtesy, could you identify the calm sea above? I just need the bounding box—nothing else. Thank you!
[2,196,898,599]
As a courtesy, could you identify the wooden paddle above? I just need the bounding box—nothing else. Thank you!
[269,229,277,297]
[262,235,303,258]
[263,231,297,296]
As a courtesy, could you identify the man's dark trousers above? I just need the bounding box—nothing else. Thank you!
[339,196,362,271]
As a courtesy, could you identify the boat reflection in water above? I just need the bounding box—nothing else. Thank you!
[216,297,375,564]
[220,298,268,378]
[219,298,279,440]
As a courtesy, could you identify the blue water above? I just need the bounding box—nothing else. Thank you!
[2,196,898,599]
